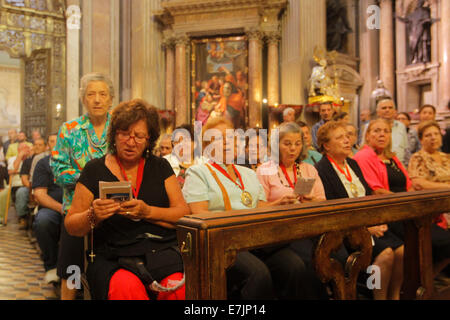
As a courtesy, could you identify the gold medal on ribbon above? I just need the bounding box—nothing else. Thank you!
[241,191,253,207]
[350,183,358,197]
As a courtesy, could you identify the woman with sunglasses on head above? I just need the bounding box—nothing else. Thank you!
[64,99,190,300]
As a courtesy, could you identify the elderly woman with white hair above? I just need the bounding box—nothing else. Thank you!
[282,107,296,123]
[51,72,115,299]
[256,122,330,299]
[257,122,326,204]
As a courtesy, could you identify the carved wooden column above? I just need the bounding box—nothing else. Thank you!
[247,29,264,128]
[164,38,175,111]
[175,35,189,126]
[439,0,450,111]
[379,0,395,98]
[267,31,281,106]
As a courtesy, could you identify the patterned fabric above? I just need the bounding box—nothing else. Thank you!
[50,113,111,215]
[408,149,450,183]
[408,149,450,230]
[176,165,188,188]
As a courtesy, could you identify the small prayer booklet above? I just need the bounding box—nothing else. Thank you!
[294,178,316,196]
[99,181,132,202]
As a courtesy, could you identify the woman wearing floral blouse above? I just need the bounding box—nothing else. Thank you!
[408,120,450,230]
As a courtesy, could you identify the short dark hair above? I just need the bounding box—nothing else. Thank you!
[397,112,411,121]
[174,124,194,142]
[333,112,348,122]
[107,99,160,157]
[419,104,436,115]
[316,121,347,154]
[417,120,441,140]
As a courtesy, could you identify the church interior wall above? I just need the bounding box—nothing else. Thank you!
[0,0,448,135]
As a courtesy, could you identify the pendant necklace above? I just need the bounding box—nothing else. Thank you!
[327,156,358,197]
[210,162,253,207]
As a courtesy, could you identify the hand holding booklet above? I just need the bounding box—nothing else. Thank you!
[99,181,132,202]
[294,178,316,196]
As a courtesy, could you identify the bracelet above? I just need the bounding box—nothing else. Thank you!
[87,206,96,229]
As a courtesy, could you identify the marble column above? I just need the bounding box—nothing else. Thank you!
[379,0,395,98]
[164,39,175,111]
[65,2,81,120]
[247,29,264,128]
[280,0,326,106]
[267,31,281,107]
[175,35,189,126]
[439,0,450,111]
[359,0,380,112]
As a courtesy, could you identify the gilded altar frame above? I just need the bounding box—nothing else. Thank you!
[190,35,249,129]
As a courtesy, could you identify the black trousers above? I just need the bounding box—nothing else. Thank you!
[227,246,328,300]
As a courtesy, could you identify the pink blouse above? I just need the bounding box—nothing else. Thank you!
[353,145,412,192]
[256,160,326,203]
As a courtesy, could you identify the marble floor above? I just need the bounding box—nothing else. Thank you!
[0,204,448,300]
[0,206,59,300]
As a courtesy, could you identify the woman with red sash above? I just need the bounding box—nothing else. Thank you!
[183,117,312,300]
[315,120,404,300]
[64,99,189,300]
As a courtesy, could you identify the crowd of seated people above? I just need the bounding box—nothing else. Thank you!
[4,72,449,301]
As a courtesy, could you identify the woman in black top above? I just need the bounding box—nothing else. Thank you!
[64,99,190,300]
[315,121,403,300]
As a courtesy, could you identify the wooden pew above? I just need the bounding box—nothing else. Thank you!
[176,189,450,300]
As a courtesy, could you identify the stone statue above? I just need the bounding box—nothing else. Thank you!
[397,0,438,64]
[326,0,352,52]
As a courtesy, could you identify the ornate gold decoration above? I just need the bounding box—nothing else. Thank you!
[308,46,342,105]
[0,0,66,137]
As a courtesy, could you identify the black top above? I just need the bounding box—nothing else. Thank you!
[384,159,407,193]
[79,154,181,300]
[32,155,63,206]
[20,155,34,176]
[78,154,176,248]
[315,156,372,200]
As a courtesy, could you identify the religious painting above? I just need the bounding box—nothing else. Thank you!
[191,36,248,129]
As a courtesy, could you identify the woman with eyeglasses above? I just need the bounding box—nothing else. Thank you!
[64,99,190,300]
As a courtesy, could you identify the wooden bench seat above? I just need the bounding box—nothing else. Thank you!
[176,189,450,300]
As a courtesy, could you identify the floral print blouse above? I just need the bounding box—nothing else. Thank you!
[50,113,111,215]
[408,149,450,183]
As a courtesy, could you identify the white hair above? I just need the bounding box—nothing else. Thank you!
[283,107,295,117]
[79,72,115,102]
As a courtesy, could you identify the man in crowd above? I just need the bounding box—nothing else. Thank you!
[158,134,173,157]
[7,142,32,229]
[311,102,334,149]
[418,104,436,122]
[3,128,17,157]
[5,131,32,162]
[362,97,409,165]
[32,134,63,285]
[15,137,47,229]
